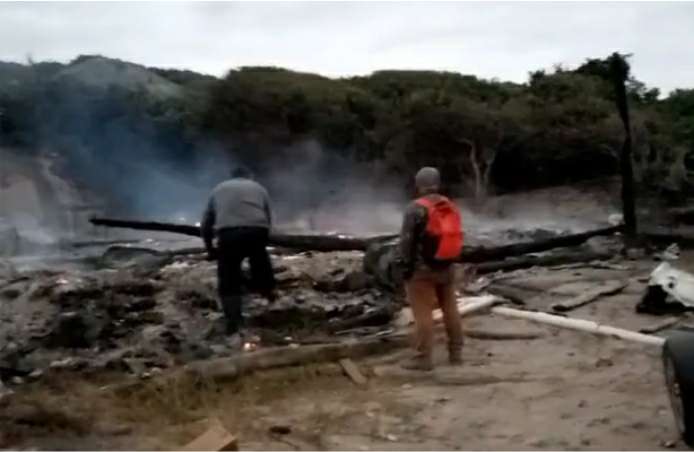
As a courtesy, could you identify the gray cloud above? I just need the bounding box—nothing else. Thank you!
[1,1,693,93]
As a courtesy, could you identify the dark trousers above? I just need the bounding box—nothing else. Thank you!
[217,227,275,334]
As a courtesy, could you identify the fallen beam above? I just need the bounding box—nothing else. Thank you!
[550,279,628,312]
[475,251,614,274]
[91,218,200,236]
[185,336,407,381]
[460,225,623,263]
[90,217,396,252]
[491,306,665,347]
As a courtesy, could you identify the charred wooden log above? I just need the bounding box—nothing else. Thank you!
[475,251,613,274]
[91,218,200,236]
[460,225,622,263]
[90,218,397,252]
[364,226,623,288]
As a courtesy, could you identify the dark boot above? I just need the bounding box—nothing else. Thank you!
[448,340,463,365]
[449,347,463,365]
[220,295,243,335]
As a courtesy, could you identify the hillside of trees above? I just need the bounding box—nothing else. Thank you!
[1,54,693,212]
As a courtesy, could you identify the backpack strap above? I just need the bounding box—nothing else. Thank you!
[416,196,451,210]
[415,197,434,209]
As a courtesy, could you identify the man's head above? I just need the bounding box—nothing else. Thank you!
[415,167,441,195]
[231,166,253,179]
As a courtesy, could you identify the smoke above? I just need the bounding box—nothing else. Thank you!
[10,67,618,242]
[35,80,236,224]
[259,139,407,235]
[31,80,406,235]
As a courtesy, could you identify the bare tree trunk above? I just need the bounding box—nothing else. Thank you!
[481,146,500,199]
[610,53,637,239]
[469,145,483,199]
[459,137,483,199]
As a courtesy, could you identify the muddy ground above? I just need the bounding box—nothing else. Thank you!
[1,249,689,451]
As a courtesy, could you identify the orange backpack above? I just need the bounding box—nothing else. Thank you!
[415,196,463,262]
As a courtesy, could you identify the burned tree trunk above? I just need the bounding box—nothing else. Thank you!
[91,218,200,236]
[90,217,397,252]
[610,52,637,239]
[459,225,622,263]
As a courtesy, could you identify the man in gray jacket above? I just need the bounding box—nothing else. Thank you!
[201,166,276,341]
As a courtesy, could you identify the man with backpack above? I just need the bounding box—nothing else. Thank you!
[399,167,464,370]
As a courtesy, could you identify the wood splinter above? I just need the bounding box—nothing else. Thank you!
[339,358,368,386]
[182,418,238,451]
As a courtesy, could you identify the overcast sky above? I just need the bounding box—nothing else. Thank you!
[1,1,692,94]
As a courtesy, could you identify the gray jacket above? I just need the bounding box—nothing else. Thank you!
[201,177,272,248]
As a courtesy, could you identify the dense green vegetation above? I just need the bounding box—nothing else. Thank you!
[1,54,693,206]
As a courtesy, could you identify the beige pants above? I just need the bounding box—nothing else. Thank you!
[405,267,463,358]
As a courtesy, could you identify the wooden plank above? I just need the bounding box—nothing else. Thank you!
[491,306,665,347]
[550,280,628,312]
[339,358,368,386]
[182,418,238,451]
[434,296,499,322]
[639,316,682,334]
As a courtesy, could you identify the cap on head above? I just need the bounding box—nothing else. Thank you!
[415,167,441,194]
[231,166,252,179]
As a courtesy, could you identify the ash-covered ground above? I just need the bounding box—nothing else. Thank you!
[0,246,393,382]
[0,178,626,384]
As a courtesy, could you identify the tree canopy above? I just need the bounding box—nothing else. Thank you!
[1,53,693,213]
